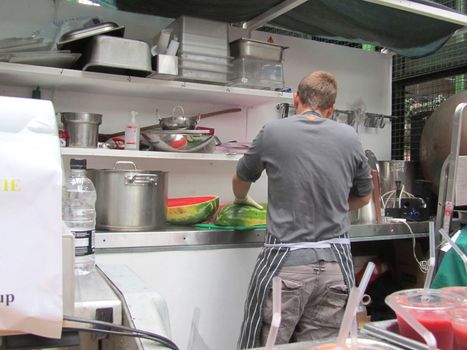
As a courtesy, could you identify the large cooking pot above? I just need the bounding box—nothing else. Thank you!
[420,91,467,191]
[87,161,167,231]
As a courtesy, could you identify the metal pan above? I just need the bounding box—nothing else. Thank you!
[158,106,241,130]
[57,22,125,51]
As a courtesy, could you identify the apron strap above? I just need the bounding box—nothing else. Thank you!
[264,237,350,250]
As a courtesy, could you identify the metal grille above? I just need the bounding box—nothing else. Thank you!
[260,25,363,48]
[392,76,466,161]
[391,0,467,161]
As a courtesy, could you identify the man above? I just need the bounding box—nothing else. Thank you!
[233,71,373,349]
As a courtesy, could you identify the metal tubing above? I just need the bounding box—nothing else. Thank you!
[436,103,466,236]
[362,0,467,26]
[243,0,309,34]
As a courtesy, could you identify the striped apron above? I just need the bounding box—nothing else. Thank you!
[237,232,355,349]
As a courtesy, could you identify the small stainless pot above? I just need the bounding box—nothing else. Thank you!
[87,161,168,231]
[61,112,102,148]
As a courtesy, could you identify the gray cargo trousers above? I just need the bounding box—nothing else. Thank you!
[260,261,348,345]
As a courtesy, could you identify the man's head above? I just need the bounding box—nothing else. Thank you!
[293,71,337,118]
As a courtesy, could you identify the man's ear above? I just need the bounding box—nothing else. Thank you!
[323,104,336,118]
[293,92,300,110]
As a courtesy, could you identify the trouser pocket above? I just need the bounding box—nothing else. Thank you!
[315,282,348,328]
[261,278,303,345]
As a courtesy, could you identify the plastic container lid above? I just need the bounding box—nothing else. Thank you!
[70,159,87,170]
[388,288,461,308]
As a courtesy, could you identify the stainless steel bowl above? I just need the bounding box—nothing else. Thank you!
[143,130,219,153]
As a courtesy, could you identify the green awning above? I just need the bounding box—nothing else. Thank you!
[115,0,464,58]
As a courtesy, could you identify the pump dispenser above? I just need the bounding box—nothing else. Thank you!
[125,111,140,150]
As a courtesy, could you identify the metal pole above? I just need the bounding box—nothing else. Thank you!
[242,0,309,36]
[362,0,467,26]
[440,103,466,236]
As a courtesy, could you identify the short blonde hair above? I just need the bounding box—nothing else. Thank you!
[297,71,337,110]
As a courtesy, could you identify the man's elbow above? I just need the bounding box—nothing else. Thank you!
[349,192,372,210]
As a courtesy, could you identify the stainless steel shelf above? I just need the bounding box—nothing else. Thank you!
[61,147,242,162]
[0,62,292,107]
[95,221,429,252]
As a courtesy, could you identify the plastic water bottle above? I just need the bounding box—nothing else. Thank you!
[62,158,96,275]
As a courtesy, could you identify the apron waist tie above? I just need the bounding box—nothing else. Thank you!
[264,237,350,250]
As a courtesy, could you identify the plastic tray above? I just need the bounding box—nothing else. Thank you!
[229,57,284,90]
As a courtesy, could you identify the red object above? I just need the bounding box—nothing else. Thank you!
[168,196,218,207]
[452,320,467,350]
[195,126,215,135]
[355,257,383,285]
[168,137,187,149]
[111,137,125,150]
[371,169,382,224]
[397,314,454,350]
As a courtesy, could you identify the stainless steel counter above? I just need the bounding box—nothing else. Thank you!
[95,221,429,253]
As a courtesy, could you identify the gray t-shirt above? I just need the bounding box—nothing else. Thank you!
[237,112,372,245]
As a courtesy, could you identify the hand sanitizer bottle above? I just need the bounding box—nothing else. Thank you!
[125,111,140,150]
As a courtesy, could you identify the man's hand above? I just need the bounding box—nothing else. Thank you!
[234,195,263,210]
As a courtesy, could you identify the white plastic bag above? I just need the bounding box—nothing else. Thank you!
[0,96,63,338]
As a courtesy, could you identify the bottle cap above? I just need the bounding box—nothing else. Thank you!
[70,159,87,170]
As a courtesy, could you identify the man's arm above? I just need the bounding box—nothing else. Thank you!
[232,174,263,209]
[232,173,252,200]
[348,192,371,211]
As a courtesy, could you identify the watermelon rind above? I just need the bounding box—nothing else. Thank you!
[214,203,267,227]
[167,196,219,225]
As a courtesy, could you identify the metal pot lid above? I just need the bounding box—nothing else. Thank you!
[57,22,125,51]
[147,129,210,135]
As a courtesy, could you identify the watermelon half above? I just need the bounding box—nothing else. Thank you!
[167,196,219,225]
[214,203,267,227]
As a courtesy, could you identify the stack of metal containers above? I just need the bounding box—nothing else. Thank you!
[165,16,233,84]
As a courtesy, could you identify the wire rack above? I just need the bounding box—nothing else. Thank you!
[392,0,467,162]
